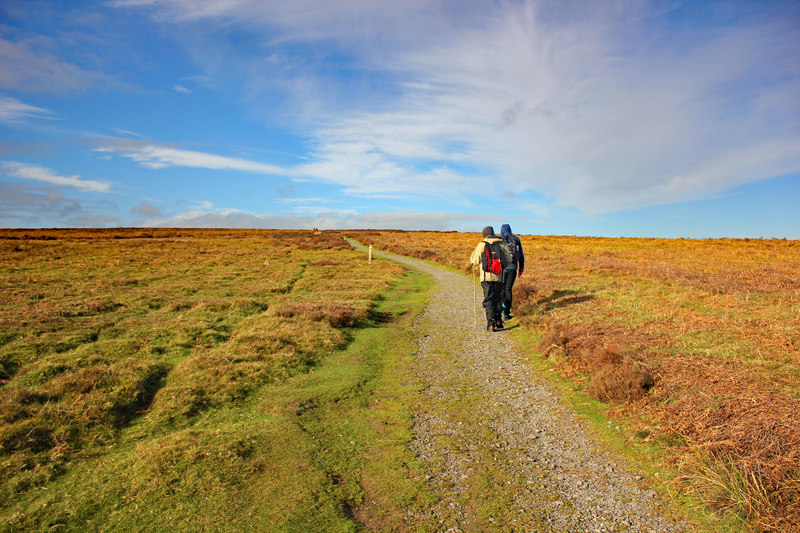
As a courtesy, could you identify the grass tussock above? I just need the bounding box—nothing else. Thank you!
[658,389,800,531]
[679,451,784,532]
[356,229,800,530]
[588,359,655,403]
[269,301,364,327]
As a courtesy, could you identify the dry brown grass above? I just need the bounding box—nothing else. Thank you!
[588,358,655,402]
[352,230,800,531]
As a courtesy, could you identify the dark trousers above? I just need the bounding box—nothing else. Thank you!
[501,269,517,314]
[481,281,503,324]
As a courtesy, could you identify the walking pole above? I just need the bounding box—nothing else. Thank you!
[473,265,477,330]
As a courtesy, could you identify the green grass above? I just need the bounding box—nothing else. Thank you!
[0,230,433,530]
[1,232,434,531]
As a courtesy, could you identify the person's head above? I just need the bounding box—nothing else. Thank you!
[482,226,495,238]
[501,224,512,236]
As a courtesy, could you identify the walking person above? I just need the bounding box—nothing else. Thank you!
[500,224,524,320]
[471,226,512,332]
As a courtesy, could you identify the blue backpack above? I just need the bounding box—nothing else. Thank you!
[502,234,518,265]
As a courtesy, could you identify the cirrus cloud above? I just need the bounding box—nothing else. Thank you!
[1,161,111,192]
[0,38,108,94]
[93,138,291,174]
[0,96,53,123]
[115,0,800,214]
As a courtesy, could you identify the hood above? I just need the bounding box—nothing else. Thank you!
[500,224,512,237]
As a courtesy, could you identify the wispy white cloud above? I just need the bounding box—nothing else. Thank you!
[1,161,111,192]
[0,38,107,94]
[93,138,291,174]
[137,206,488,231]
[191,200,214,209]
[112,127,144,137]
[0,96,54,123]
[278,197,344,215]
[280,197,334,205]
[113,1,800,214]
[111,0,452,44]
[173,84,191,93]
[296,111,481,202]
[307,2,800,213]
[119,0,800,213]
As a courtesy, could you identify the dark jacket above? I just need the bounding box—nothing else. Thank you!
[500,224,524,274]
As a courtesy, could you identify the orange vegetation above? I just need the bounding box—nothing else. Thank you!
[351,230,800,531]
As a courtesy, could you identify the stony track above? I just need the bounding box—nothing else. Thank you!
[353,242,691,532]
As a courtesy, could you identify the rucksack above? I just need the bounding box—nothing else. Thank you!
[502,234,517,265]
[481,240,505,274]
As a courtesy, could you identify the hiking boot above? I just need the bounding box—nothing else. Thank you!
[494,320,505,330]
[503,312,513,320]
[486,323,493,332]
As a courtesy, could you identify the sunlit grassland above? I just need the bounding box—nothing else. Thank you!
[0,228,434,530]
[356,230,800,532]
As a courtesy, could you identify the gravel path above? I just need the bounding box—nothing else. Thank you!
[352,242,690,532]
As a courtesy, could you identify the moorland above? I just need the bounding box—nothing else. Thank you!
[0,228,427,531]
[1,228,798,531]
[357,230,800,531]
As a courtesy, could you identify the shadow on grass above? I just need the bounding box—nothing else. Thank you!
[540,289,595,312]
[367,309,393,325]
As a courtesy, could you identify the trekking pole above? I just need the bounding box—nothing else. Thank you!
[473,265,477,330]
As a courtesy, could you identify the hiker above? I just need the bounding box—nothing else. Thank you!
[500,223,525,320]
[471,226,512,332]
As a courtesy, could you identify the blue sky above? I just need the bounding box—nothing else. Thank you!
[1,0,798,237]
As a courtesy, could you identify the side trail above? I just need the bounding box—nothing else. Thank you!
[351,241,689,532]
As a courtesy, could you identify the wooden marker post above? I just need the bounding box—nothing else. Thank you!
[473,266,477,330]
[368,245,373,263]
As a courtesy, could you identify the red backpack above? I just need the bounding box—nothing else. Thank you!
[481,240,504,274]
